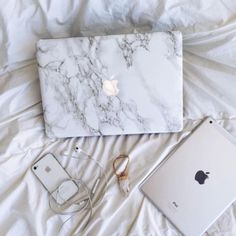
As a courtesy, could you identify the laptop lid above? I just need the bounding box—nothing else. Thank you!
[140,118,236,236]
[36,32,182,138]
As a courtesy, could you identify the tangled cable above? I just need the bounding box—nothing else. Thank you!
[48,147,108,236]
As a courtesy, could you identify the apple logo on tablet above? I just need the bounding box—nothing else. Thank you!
[102,80,119,96]
[195,170,210,185]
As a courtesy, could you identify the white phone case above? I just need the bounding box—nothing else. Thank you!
[32,153,79,205]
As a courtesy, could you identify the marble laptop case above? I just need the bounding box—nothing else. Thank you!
[37,31,183,138]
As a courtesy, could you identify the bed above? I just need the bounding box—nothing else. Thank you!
[1,0,236,235]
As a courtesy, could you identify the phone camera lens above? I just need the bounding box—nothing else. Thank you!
[33,166,37,170]
[209,120,213,124]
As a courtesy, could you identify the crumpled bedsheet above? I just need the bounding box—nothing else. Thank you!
[1,0,236,235]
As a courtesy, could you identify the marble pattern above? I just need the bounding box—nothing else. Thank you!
[37,32,183,138]
[117,33,151,68]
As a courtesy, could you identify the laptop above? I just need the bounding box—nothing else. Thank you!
[36,31,183,138]
[140,118,236,236]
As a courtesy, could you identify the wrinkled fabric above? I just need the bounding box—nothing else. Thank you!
[0,0,236,235]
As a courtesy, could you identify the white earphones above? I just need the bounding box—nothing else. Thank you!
[48,146,108,236]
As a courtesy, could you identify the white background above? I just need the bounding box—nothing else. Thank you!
[1,0,236,235]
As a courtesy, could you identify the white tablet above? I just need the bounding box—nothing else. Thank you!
[141,118,236,236]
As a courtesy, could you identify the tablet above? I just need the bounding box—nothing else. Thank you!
[141,118,236,236]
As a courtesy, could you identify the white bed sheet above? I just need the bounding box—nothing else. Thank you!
[1,0,236,235]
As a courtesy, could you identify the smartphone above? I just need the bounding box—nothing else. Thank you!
[32,153,79,205]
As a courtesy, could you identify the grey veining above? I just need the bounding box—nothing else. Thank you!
[37,31,183,138]
[117,33,151,68]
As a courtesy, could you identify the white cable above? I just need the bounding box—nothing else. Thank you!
[48,147,107,235]
[49,178,93,236]
[60,147,108,207]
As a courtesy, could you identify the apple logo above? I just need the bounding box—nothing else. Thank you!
[195,170,210,185]
[45,166,51,173]
[102,79,119,96]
